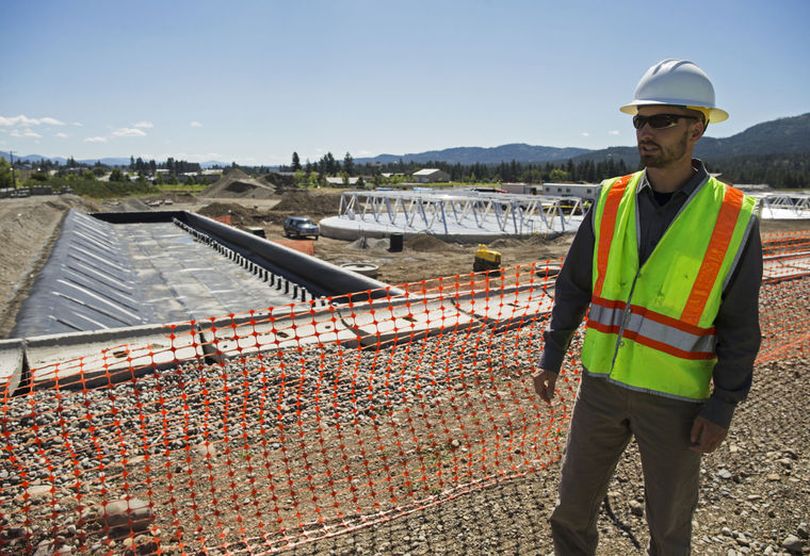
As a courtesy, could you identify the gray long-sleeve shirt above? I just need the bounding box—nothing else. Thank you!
[539,160,763,428]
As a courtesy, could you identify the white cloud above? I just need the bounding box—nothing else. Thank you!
[72,122,83,127]
[84,136,107,143]
[581,132,591,137]
[112,127,147,137]
[0,115,65,127]
[133,121,154,129]
[190,121,203,128]
[608,130,620,136]
[10,128,43,139]
[55,132,69,139]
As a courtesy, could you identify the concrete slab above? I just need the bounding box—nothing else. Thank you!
[0,339,25,397]
[26,323,205,391]
[199,304,360,362]
[453,285,555,333]
[337,294,479,348]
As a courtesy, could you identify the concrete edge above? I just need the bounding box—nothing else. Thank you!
[0,339,25,398]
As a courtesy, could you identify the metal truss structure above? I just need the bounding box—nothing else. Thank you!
[337,190,590,235]
[759,193,810,218]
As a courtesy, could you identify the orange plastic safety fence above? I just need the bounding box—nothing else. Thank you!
[0,262,575,555]
[1,254,807,555]
[762,231,810,284]
[762,230,810,257]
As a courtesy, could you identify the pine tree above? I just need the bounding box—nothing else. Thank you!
[343,152,355,177]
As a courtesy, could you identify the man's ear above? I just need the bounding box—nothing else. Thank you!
[691,120,706,142]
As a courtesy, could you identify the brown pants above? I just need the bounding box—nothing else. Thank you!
[550,374,703,555]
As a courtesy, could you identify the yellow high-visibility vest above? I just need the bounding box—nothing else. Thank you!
[580,170,757,401]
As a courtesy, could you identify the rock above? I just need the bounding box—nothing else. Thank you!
[33,539,54,556]
[99,498,154,533]
[798,522,809,539]
[26,484,54,499]
[781,534,803,553]
[134,535,159,555]
[193,441,216,458]
[717,469,733,480]
[629,500,644,517]
[3,526,31,539]
[766,473,781,482]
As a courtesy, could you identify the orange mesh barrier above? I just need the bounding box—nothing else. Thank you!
[762,230,810,257]
[1,252,807,554]
[762,231,810,283]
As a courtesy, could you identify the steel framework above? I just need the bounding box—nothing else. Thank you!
[759,193,810,218]
[337,190,590,235]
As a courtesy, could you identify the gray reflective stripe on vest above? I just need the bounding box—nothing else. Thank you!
[589,302,716,354]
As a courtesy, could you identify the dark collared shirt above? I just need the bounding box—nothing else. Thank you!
[540,160,763,428]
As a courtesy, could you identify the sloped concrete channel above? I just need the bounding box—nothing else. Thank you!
[1,209,398,396]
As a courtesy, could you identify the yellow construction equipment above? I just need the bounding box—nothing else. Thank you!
[473,244,502,274]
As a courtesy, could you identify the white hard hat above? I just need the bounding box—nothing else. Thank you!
[620,59,728,123]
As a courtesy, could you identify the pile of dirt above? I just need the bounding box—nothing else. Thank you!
[346,237,391,254]
[407,234,457,252]
[271,191,341,215]
[197,202,263,226]
[261,172,297,191]
[202,168,277,199]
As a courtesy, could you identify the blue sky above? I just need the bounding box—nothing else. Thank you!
[1,0,808,165]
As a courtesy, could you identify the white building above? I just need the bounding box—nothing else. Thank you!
[542,182,601,200]
[412,168,450,183]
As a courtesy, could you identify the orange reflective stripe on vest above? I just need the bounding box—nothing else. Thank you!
[680,186,744,326]
[594,174,633,298]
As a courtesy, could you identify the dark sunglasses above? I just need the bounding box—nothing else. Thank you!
[632,113,698,130]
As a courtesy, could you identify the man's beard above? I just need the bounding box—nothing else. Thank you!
[638,130,689,168]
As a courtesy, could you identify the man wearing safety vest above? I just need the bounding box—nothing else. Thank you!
[533,59,762,555]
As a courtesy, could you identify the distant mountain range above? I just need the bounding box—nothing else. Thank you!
[355,112,810,167]
[3,113,808,169]
[355,144,591,165]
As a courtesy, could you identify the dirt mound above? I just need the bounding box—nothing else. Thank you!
[346,237,391,254]
[197,202,262,226]
[261,172,297,190]
[271,191,341,215]
[202,170,277,199]
[222,167,251,180]
[407,234,454,252]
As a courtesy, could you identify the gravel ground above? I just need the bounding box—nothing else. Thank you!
[1,277,808,555]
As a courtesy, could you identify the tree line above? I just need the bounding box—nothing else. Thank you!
[280,150,809,188]
[282,151,633,184]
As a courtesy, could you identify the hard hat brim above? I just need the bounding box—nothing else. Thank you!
[620,100,729,123]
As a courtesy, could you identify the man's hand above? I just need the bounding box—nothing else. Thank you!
[532,370,558,404]
[689,415,728,453]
